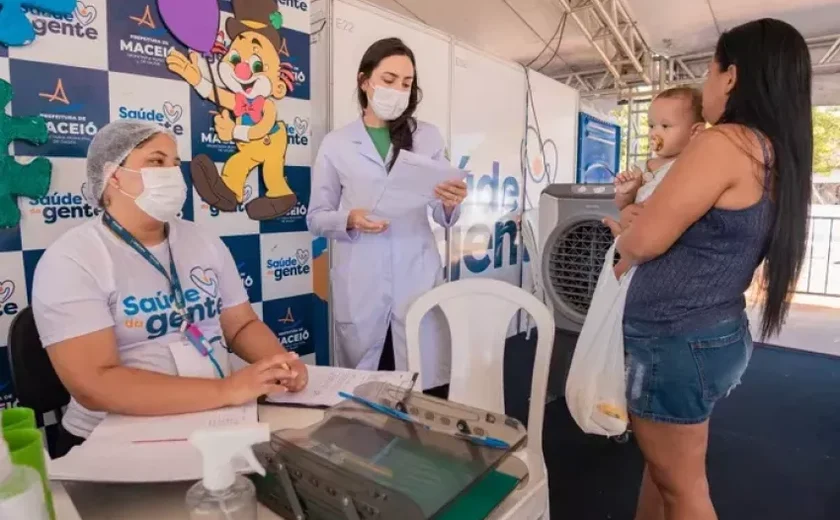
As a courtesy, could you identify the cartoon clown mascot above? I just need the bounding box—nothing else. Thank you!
[166,0,297,220]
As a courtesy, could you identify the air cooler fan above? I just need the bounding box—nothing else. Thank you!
[539,184,620,332]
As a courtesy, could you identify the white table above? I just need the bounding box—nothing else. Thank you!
[52,406,326,520]
[51,480,83,520]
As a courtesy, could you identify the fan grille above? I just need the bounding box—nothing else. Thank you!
[546,220,617,316]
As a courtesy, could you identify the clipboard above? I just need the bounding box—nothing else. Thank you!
[260,365,417,409]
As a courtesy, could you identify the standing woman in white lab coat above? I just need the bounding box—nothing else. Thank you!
[307,37,467,396]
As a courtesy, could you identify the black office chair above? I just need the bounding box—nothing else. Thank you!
[6,306,70,419]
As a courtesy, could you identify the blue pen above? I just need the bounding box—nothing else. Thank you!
[338,392,429,429]
[455,433,510,450]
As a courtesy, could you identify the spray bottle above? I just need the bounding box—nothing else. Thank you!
[186,424,270,520]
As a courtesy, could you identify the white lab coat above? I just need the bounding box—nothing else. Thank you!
[307,119,460,389]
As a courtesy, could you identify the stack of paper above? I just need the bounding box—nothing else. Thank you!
[88,403,258,443]
[49,404,258,483]
[265,365,416,408]
[371,150,468,220]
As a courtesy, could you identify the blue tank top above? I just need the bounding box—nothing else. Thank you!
[624,129,775,335]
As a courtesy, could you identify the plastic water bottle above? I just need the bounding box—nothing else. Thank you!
[0,437,49,520]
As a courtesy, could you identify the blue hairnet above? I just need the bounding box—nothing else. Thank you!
[84,120,176,206]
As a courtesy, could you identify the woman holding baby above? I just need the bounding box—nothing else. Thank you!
[606,19,813,520]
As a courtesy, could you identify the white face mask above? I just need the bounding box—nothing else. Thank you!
[369,85,410,121]
[119,166,187,222]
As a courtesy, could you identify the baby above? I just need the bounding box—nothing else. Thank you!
[610,86,706,277]
[615,86,706,209]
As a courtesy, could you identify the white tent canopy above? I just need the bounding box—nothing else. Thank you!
[364,0,840,104]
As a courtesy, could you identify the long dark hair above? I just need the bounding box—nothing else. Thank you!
[715,19,813,338]
[357,38,422,170]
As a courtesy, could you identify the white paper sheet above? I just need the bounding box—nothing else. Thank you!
[265,366,416,408]
[88,402,258,443]
[49,404,259,483]
[48,439,259,483]
[371,150,467,220]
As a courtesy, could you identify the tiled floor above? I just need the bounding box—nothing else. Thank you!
[747,295,840,357]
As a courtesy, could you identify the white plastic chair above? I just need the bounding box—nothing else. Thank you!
[405,278,554,520]
[521,208,552,340]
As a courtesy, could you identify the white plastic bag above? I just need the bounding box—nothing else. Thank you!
[565,242,632,437]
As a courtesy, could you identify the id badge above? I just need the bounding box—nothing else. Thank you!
[169,340,222,379]
[168,324,227,379]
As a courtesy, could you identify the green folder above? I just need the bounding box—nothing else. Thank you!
[436,469,520,520]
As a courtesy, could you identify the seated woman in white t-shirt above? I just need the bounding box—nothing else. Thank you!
[31,120,308,456]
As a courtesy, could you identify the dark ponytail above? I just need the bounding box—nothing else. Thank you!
[356,37,422,170]
[715,19,813,338]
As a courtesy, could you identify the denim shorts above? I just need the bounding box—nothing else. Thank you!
[623,313,754,424]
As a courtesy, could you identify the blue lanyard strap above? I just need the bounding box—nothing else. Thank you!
[103,212,188,317]
[103,213,225,379]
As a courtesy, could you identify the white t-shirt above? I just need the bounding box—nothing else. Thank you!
[31,217,249,438]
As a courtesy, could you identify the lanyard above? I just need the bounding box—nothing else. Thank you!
[102,213,224,378]
[103,212,188,315]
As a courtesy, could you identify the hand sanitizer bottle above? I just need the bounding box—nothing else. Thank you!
[0,437,49,520]
[186,424,271,520]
